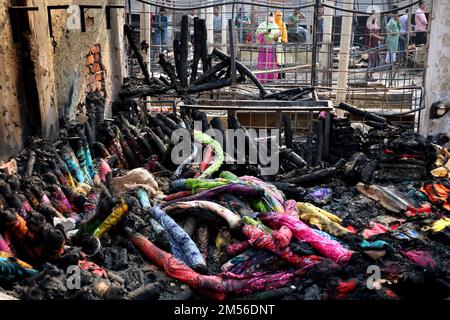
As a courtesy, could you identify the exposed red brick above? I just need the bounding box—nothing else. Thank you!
[86,74,96,84]
[95,72,103,81]
[91,44,101,54]
[86,54,95,65]
[89,63,102,73]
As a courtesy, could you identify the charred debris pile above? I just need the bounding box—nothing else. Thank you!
[0,17,449,301]
[0,91,449,300]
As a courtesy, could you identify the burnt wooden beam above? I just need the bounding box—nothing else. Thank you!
[124,24,151,85]
[212,48,267,97]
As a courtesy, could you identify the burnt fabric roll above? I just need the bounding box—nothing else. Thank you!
[216,194,254,217]
[0,256,38,282]
[136,189,170,244]
[241,224,325,271]
[128,230,299,300]
[193,130,224,179]
[93,199,129,238]
[164,191,193,201]
[49,185,76,216]
[98,159,112,184]
[150,206,206,271]
[259,212,353,265]
[0,234,11,254]
[226,241,250,256]
[167,183,264,204]
[81,189,99,223]
[73,139,94,185]
[239,176,285,213]
[170,178,229,193]
[60,145,86,184]
[223,249,280,275]
[174,144,198,178]
[54,152,77,189]
[164,201,242,229]
[196,145,214,177]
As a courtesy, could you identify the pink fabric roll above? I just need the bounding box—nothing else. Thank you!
[260,212,353,265]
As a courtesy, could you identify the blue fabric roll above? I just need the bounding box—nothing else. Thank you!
[150,206,206,270]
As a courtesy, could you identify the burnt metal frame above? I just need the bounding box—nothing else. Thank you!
[179,99,332,158]
[8,6,39,43]
[47,5,70,40]
[79,5,103,32]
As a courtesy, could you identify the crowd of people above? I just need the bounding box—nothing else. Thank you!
[365,1,428,80]
[144,2,429,82]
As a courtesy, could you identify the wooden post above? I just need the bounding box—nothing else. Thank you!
[336,0,354,112]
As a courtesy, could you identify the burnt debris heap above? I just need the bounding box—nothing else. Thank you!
[0,18,449,301]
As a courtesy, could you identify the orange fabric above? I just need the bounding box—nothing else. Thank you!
[275,11,288,43]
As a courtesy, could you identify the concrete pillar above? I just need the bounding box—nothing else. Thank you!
[140,2,151,73]
[29,0,59,140]
[336,0,354,107]
[108,3,127,111]
[206,5,214,54]
[419,0,450,136]
[320,0,334,85]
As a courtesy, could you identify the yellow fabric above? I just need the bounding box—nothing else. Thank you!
[275,11,288,43]
[431,167,449,178]
[297,202,349,236]
[0,251,34,269]
[429,217,450,232]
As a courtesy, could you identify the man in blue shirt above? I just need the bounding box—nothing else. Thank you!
[152,8,168,54]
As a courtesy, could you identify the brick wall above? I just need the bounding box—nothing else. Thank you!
[85,44,106,97]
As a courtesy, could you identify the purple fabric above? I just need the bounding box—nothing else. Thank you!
[166,183,264,204]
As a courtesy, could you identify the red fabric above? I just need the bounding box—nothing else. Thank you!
[362,222,388,239]
[226,241,250,256]
[346,225,357,233]
[242,224,324,271]
[334,279,358,299]
[129,231,302,300]
[164,191,193,201]
[405,204,432,217]
[402,250,436,269]
[78,258,108,278]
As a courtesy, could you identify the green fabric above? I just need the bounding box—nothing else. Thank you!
[242,216,273,233]
[219,171,240,182]
[251,198,268,213]
[193,130,224,179]
[185,178,229,193]
[386,18,401,53]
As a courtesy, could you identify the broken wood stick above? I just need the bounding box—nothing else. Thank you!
[212,48,267,97]
[337,102,387,124]
[124,24,151,85]
[286,159,346,184]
